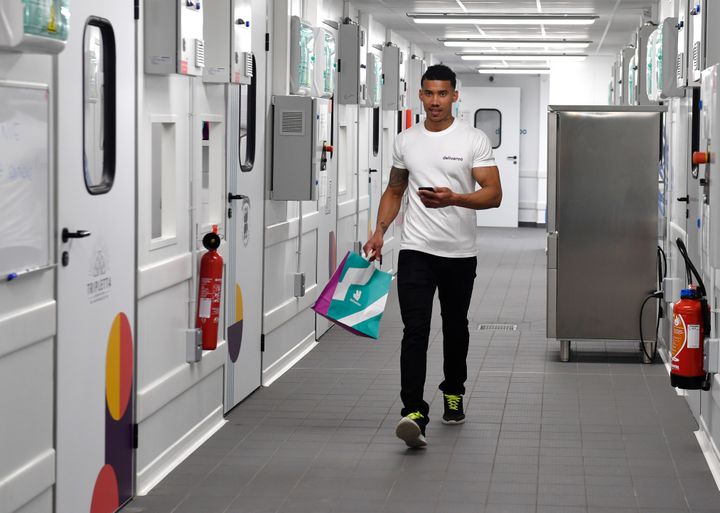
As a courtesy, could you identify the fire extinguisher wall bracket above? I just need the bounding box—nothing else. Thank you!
[186,328,202,363]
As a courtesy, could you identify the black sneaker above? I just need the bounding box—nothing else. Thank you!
[442,394,465,424]
[395,412,428,448]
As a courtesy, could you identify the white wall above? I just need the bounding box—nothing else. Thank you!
[458,73,549,224]
[549,55,616,105]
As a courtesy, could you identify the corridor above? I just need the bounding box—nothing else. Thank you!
[128,228,720,513]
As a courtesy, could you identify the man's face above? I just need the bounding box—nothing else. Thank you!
[419,79,458,123]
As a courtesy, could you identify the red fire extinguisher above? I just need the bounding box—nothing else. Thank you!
[672,239,711,390]
[196,229,223,350]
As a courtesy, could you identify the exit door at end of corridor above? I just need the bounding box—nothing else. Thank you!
[459,87,521,228]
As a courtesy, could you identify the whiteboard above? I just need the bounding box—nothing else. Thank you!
[0,82,50,277]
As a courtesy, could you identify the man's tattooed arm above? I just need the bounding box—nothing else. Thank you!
[375,167,409,234]
[388,167,409,188]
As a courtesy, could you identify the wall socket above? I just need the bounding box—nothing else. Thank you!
[294,272,306,297]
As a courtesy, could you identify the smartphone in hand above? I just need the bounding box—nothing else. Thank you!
[418,187,435,192]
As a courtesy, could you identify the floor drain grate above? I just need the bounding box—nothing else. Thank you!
[477,323,518,331]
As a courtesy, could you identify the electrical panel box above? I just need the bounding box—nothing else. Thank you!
[619,46,635,105]
[689,0,703,83]
[145,0,205,76]
[0,0,69,52]
[700,65,720,266]
[272,96,331,201]
[688,1,720,85]
[677,0,690,87]
[231,0,253,84]
[290,16,314,96]
[627,54,638,105]
[646,28,660,101]
[382,44,406,111]
[651,18,684,99]
[633,24,657,105]
[367,52,382,108]
[203,0,252,83]
[312,27,336,99]
[338,22,368,105]
[407,57,427,112]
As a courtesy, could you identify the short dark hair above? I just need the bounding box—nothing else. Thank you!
[421,64,457,90]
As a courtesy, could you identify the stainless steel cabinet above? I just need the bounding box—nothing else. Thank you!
[547,106,665,361]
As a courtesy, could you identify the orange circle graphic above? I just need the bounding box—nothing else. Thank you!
[106,312,133,421]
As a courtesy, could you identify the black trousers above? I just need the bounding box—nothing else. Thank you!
[397,249,477,420]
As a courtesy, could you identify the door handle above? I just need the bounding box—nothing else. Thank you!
[369,168,378,173]
[228,193,248,202]
[677,196,690,203]
[506,156,518,160]
[62,228,91,243]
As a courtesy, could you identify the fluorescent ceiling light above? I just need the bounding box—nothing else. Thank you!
[459,53,587,61]
[477,68,551,74]
[407,13,598,25]
[440,38,591,49]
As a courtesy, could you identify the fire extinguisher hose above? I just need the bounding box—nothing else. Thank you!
[639,246,666,362]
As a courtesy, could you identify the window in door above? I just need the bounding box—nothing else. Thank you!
[239,54,256,172]
[83,17,116,194]
[474,109,501,149]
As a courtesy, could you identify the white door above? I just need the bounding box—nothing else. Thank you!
[56,2,136,512]
[459,87,521,228]
[225,47,266,406]
[381,110,402,274]
[315,96,338,338]
[368,107,383,254]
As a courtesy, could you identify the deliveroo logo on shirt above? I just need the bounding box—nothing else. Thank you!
[442,155,464,162]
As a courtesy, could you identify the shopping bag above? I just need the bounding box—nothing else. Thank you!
[312,251,392,339]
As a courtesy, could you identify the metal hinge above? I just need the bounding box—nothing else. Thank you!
[265,33,270,52]
[261,334,265,352]
[133,423,139,449]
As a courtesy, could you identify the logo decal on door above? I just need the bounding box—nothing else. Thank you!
[87,245,112,303]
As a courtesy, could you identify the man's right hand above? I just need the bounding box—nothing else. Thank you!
[363,233,384,263]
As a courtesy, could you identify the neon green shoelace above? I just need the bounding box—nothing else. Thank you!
[407,411,424,421]
[445,394,462,411]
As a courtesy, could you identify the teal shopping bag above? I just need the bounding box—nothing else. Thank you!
[312,251,392,339]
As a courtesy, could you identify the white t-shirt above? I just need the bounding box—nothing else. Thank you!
[392,118,496,258]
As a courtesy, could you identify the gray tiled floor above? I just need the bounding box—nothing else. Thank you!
[127,228,720,513]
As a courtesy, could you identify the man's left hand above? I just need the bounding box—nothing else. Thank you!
[418,187,456,208]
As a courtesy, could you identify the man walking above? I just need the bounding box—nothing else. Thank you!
[363,64,502,448]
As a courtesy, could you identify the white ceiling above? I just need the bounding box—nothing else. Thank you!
[350,0,657,72]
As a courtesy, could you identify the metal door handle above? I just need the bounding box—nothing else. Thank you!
[228,193,248,202]
[62,228,91,243]
[369,168,378,173]
[677,196,690,203]
[507,156,518,160]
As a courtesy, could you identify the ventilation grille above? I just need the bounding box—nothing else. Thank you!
[195,39,205,68]
[677,53,683,81]
[245,52,254,78]
[280,111,305,135]
[477,323,517,331]
[693,41,700,72]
